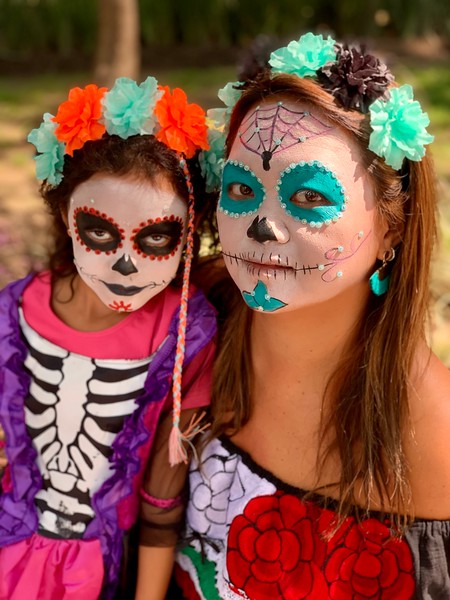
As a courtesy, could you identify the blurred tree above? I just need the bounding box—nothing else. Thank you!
[94,0,141,86]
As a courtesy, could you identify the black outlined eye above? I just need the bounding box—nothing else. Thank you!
[227,183,255,201]
[85,229,114,244]
[76,211,122,252]
[290,189,332,208]
[140,233,171,249]
[134,220,183,257]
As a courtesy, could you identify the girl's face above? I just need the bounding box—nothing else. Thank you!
[217,99,388,314]
[67,173,187,312]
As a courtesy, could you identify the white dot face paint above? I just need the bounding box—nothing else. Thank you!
[68,174,187,312]
[217,99,386,314]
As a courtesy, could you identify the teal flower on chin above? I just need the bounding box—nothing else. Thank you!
[27,113,65,185]
[269,32,336,77]
[368,84,434,170]
[198,128,226,192]
[242,281,287,312]
[102,76,163,138]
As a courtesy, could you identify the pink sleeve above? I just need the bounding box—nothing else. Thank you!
[163,338,216,413]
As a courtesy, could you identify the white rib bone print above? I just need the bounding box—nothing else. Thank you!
[19,311,153,538]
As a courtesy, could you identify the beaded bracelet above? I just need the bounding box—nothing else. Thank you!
[139,487,184,510]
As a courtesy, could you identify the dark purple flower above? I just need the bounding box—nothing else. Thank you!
[317,43,394,113]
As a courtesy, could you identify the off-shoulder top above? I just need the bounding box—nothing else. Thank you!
[174,436,450,600]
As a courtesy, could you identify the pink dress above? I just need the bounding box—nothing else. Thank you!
[0,272,216,599]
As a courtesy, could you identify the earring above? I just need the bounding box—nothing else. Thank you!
[369,247,396,296]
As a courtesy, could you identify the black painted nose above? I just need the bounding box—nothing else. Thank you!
[247,215,278,243]
[112,254,138,276]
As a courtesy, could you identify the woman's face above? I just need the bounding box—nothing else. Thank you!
[217,98,388,314]
[67,173,187,312]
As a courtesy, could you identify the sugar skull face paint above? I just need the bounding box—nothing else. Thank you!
[217,99,386,313]
[238,101,332,171]
[68,174,187,312]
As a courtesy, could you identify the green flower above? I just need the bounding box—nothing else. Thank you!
[27,113,65,185]
[369,84,434,170]
[198,128,226,193]
[102,76,163,138]
[269,32,336,77]
[208,81,244,130]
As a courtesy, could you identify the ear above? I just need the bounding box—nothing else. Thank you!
[376,217,403,260]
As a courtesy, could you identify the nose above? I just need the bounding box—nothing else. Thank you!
[246,215,289,244]
[112,253,138,276]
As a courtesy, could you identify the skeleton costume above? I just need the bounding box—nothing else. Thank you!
[0,273,216,599]
[0,75,217,598]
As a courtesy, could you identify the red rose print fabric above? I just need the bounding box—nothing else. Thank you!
[227,492,415,599]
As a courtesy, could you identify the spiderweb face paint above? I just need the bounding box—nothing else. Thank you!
[69,174,187,312]
[238,101,332,171]
[217,99,385,313]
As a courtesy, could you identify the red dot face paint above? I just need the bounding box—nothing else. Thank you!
[68,174,188,312]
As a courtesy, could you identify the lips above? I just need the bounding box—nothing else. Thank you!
[103,283,146,296]
[245,259,291,271]
[222,250,293,271]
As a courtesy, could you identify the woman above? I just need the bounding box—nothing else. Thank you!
[174,33,450,599]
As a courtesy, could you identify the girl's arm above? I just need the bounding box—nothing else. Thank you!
[134,408,200,600]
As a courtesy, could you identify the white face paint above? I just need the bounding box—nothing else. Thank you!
[68,174,187,312]
[217,99,386,313]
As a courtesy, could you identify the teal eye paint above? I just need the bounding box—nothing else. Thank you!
[277,160,347,227]
[218,160,265,217]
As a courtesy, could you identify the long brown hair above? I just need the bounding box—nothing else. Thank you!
[210,73,437,528]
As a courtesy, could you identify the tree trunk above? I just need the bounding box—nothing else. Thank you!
[94,0,141,87]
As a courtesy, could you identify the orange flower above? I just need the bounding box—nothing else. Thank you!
[53,84,108,156]
[154,86,209,158]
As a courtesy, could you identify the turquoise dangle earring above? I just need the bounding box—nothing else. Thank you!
[369,247,396,296]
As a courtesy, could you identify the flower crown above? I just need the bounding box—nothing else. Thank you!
[199,32,434,186]
[27,76,210,185]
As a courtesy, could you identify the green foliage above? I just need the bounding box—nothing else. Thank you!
[0,0,96,59]
[1,0,448,63]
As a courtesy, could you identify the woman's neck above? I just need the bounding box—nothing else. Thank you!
[250,285,368,387]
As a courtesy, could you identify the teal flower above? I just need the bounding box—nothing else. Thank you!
[27,113,65,185]
[102,76,163,138]
[208,81,244,130]
[269,32,336,77]
[198,128,226,192]
[242,281,287,312]
[368,84,434,170]
[218,81,244,108]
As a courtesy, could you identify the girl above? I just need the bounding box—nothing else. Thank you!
[0,76,217,599]
[175,34,450,599]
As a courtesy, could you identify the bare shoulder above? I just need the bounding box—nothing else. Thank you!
[410,344,450,412]
[406,344,450,519]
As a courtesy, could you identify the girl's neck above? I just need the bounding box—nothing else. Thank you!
[52,273,129,332]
